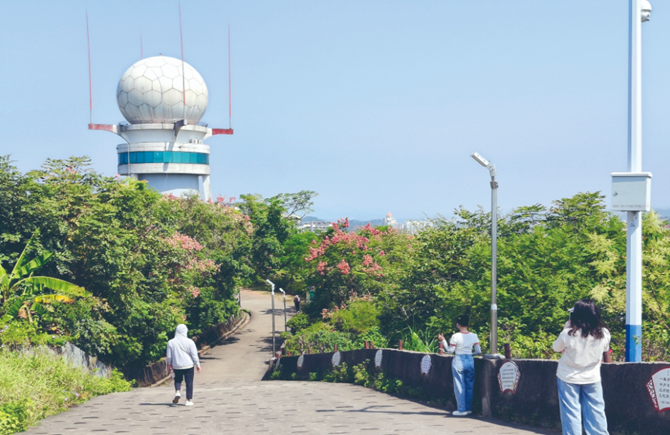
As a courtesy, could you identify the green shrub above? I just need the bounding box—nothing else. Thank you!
[0,349,132,434]
[0,321,69,348]
[322,362,351,383]
[353,326,388,349]
[284,322,354,355]
[286,313,311,333]
[331,300,380,334]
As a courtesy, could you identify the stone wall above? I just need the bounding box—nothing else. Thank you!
[269,349,670,434]
[60,342,113,378]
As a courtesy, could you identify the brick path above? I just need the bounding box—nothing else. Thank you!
[26,290,556,435]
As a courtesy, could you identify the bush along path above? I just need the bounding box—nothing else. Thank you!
[0,349,131,435]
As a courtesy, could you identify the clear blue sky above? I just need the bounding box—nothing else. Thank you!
[2,1,670,221]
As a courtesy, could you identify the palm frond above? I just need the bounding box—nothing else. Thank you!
[17,277,89,298]
[34,294,75,304]
[16,252,54,280]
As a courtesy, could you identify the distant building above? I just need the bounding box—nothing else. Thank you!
[298,220,331,232]
[383,212,399,229]
[399,219,434,235]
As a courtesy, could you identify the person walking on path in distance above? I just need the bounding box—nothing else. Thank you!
[438,314,481,416]
[293,294,301,312]
[167,324,201,406]
[553,299,611,435]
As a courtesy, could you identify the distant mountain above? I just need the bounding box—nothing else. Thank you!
[348,219,386,229]
[300,216,389,229]
[654,209,670,220]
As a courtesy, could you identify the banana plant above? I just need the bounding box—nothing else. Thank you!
[1,233,89,322]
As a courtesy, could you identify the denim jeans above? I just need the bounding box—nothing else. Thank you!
[174,367,195,400]
[557,378,608,435]
[452,354,475,412]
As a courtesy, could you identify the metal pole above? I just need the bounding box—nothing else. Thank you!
[280,288,287,332]
[626,0,645,362]
[490,174,498,356]
[265,279,276,358]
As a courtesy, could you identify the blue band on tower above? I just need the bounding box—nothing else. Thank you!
[625,324,642,362]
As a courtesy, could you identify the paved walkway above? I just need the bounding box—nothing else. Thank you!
[27,290,556,435]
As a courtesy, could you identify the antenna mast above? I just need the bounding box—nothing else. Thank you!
[86,12,93,125]
[228,24,232,129]
[179,4,186,120]
[140,34,144,59]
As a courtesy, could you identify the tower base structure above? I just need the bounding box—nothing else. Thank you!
[91,122,232,201]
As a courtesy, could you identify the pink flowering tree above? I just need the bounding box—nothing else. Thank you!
[302,219,409,313]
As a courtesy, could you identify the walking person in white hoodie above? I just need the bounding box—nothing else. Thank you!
[167,324,201,406]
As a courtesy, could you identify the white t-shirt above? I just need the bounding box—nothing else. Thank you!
[445,332,480,355]
[552,326,610,384]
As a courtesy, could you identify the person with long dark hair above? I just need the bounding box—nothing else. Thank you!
[553,299,611,435]
[438,314,481,416]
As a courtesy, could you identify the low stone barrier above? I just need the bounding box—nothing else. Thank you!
[122,311,249,387]
[268,349,670,434]
[60,342,113,378]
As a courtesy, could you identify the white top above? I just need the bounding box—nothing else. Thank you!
[552,326,610,384]
[442,332,480,355]
[166,324,201,370]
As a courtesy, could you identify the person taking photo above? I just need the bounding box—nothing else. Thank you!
[553,299,611,435]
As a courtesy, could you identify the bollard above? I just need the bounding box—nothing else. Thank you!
[308,347,312,354]
[369,342,374,349]
[398,339,403,350]
[364,341,369,349]
[334,344,338,352]
[287,350,291,356]
[504,343,511,359]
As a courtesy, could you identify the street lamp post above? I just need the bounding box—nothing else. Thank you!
[279,288,287,332]
[265,279,276,358]
[624,0,652,362]
[471,152,499,356]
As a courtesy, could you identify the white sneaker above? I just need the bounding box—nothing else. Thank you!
[185,400,194,407]
[172,391,181,404]
[452,410,470,416]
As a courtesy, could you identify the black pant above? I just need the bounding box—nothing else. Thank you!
[174,367,194,400]
[294,301,300,311]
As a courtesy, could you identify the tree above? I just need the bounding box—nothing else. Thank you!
[1,233,89,322]
[277,190,318,219]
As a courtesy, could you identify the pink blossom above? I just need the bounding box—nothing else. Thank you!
[317,261,328,275]
[378,250,385,256]
[336,260,351,275]
[188,286,201,298]
[166,232,203,251]
[362,255,373,266]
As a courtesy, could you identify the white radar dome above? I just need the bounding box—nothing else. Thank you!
[116,56,208,125]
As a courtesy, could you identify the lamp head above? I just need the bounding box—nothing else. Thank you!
[471,152,490,167]
[642,0,652,22]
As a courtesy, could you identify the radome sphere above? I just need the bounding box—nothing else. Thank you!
[116,56,208,125]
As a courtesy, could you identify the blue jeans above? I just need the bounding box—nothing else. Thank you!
[557,378,608,435]
[452,354,475,412]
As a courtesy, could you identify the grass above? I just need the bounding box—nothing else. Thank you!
[0,349,132,434]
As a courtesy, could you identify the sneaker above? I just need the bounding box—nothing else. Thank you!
[172,391,181,404]
[185,400,194,407]
[452,411,470,416]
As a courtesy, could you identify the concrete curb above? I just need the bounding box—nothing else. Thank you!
[148,311,251,388]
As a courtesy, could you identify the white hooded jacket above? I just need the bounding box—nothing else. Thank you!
[166,324,200,370]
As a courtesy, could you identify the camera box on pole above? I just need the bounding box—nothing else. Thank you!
[611,172,652,212]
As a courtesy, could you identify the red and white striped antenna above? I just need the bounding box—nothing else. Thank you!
[228,24,232,129]
[86,11,93,125]
[179,3,186,120]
